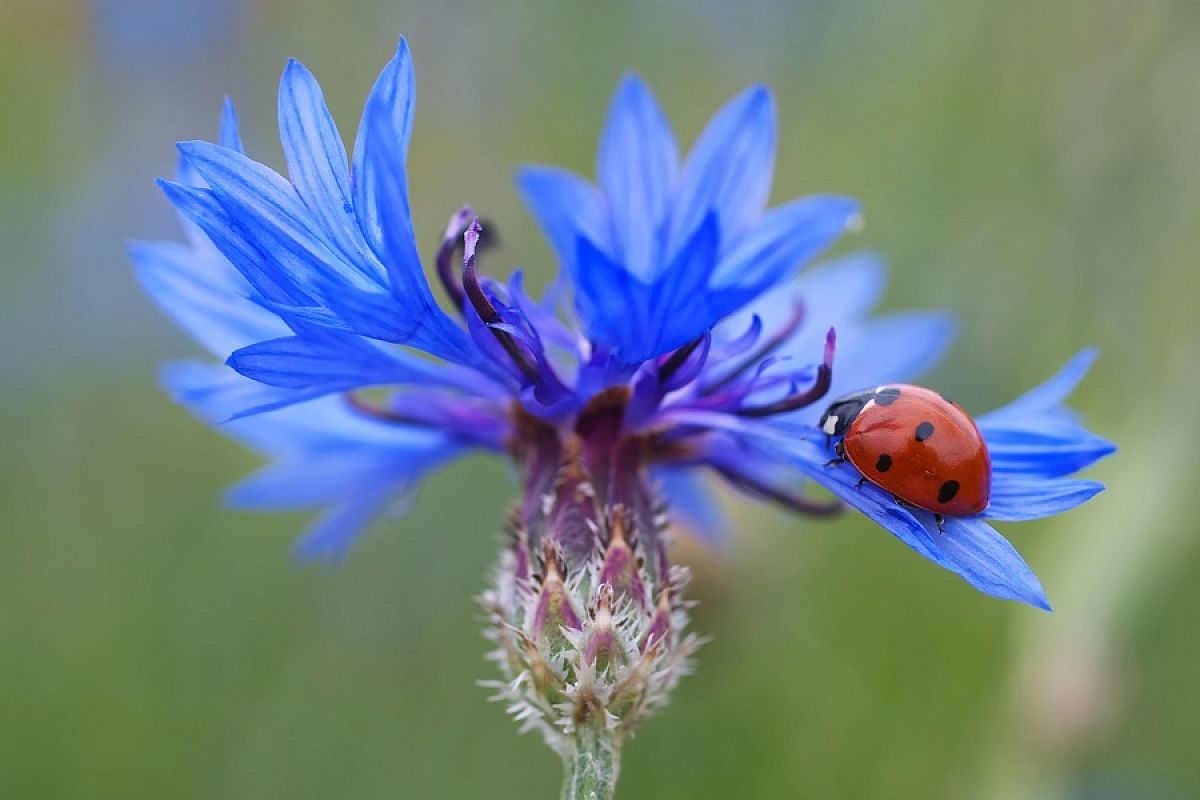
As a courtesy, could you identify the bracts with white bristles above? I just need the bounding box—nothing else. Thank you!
[478,392,704,799]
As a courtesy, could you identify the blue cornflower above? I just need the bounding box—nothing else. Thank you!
[133,37,1112,618]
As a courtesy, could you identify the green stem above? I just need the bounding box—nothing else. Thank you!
[560,723,622,800]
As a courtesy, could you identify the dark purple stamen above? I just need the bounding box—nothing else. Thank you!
[657,335,707,384]
[735,327,836,418]
[343,392,434,427]
[434,206,474,311]
[461,219,541,384]
[711,463,843,517]
[702,301,805,395]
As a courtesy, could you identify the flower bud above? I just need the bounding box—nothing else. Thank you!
[479,403,702,753]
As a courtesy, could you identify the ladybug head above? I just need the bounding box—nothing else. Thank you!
[819,394,867,438]
[818,386,901,439]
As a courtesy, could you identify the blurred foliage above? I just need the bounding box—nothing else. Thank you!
[1,0,1198,797]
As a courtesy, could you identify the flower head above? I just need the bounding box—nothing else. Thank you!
[134,35,1111,750]
[518,75,861,363]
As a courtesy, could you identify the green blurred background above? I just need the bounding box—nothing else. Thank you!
[2,0,1197,797]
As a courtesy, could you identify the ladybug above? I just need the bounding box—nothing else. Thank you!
[818,385,991,526]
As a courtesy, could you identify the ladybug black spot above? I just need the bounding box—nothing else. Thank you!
[875,454,893,473]
[875,387,901,406]
[938,480,960,503]
[914,421,935,442]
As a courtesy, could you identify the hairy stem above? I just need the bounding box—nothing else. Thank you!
[561,723,622,800]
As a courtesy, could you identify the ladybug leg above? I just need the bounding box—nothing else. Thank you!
[823,440,846,468]
[854,475,868,489]
[892,494,945,532]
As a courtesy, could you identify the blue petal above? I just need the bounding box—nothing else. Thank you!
[641,214,721,355]
[598,75,678,279]
[162,186,429,364]
[175,96,241,188]
[830,311,957,403]
[219,96,244,153]
[715,253,955,421]
[186,371,464,562]
[278,58,376,268]
[717,251,887,346]
[506,270,581,356]
[230,455,405,510]
[233,422,458,562]
[226,384,451,455]
[573,237,646,353]
[709,195,861,315]
[977,349,1115,477]
[226,329,456,396]
[668,85,776,255]
[750,435,1050,609]
[352,37,416,263]
[176,142,388,313]
[985,476,1105,521]
[575,214,720,362]
[162,361,324,422]
[290,492,398,562]
[984,426,1116,479]
[352,60,420,287]
[978,348,1099,426]
[175,125,488,369]
[131,240,287,357]
[255,299,355,333]
[158,180,301,304]
[935,517,1051,610]
[226,429,454,509]
[359,109,493,370]
[655,467,730,546]
[165,356,468,476]
[516,166,607,278]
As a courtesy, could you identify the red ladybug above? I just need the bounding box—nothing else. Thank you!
[819,385,991,523]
